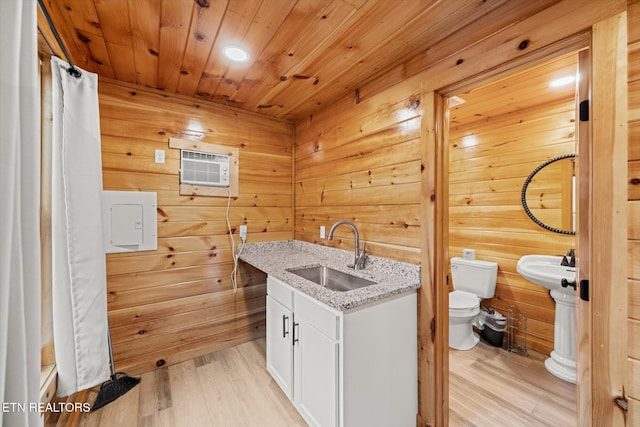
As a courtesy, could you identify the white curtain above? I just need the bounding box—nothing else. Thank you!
[51,57,110,397]
[0,1,42,426]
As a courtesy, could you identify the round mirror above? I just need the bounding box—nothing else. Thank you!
[521,154,576,235]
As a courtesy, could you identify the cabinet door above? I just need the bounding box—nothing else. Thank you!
[293,318,338,427]
[266,296,293,399]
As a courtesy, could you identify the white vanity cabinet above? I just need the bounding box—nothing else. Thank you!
[266,275,417,427]
[266,294,294,399]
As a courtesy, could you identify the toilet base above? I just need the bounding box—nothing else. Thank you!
[449,323,480,351]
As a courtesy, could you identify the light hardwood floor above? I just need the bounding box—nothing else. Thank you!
[46,338,575,426]
[449,341,577,427]
[45,338,305,427]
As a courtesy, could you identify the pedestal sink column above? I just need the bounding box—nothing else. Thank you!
[516,255,577,384]
[546,289,576,384]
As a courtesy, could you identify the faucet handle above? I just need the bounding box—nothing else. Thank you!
[355,242,368,269]
[561,249,576,267]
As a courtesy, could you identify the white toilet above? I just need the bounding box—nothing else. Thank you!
[449,257,498,350]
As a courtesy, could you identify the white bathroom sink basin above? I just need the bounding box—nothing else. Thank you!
[516,255,576,291]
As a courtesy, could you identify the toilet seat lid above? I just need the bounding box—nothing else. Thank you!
[449,290,480,310]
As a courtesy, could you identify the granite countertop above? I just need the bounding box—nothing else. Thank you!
[238,240,420,311]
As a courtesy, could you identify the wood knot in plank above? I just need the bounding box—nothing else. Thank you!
[77,32,90,43]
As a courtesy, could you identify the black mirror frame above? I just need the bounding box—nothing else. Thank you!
[520,153,576,235]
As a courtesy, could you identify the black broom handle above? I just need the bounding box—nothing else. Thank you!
[107,326,117,378]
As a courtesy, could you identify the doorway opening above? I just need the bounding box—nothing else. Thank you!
[438,47,586,426]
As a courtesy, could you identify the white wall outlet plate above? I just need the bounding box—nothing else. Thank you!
[155,149,165,164]
[239,225,247,240]
[320,226,326,239]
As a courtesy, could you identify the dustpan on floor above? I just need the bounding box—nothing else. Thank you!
[92,330,140,411]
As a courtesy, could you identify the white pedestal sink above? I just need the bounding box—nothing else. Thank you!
[516,255,577,384]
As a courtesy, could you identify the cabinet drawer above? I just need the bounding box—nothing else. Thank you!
[267,276,294,309]
[295,292,340,341]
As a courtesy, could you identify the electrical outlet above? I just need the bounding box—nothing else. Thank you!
[320,226,326,239]
[154,149,165,164]
[239,225,247,240]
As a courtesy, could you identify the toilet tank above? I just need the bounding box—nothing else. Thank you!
[450,257,498,298]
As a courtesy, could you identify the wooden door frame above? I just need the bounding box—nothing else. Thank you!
[430,13,628,427]
[580,12,628,426]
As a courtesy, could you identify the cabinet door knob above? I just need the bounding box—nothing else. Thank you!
[282,315,289,338]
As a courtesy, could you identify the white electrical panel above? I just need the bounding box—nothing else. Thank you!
[102,191,157,253]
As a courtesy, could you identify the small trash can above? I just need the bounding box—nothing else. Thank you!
[479,306,507,347]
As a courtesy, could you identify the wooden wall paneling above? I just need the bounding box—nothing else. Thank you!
[110,296,267,352]
[631,279,640,321]
[97,78,294,148]
[293,78,423,262]
[296,98,422,162]
[295,136,421,182]
[631,0,640,43]
[100,80,293,374]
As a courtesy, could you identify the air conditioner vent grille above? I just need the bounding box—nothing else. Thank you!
[180,149,230,187]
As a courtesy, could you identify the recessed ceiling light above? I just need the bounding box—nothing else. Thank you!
[550,75,577,88]
[224,46,249,62]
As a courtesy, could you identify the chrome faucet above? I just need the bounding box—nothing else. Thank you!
[327,220,368,270]
[561,248,575,268]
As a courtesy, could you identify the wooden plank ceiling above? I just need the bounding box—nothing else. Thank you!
[41,0,560,121]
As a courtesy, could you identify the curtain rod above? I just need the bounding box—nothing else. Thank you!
[37,0,82,78]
